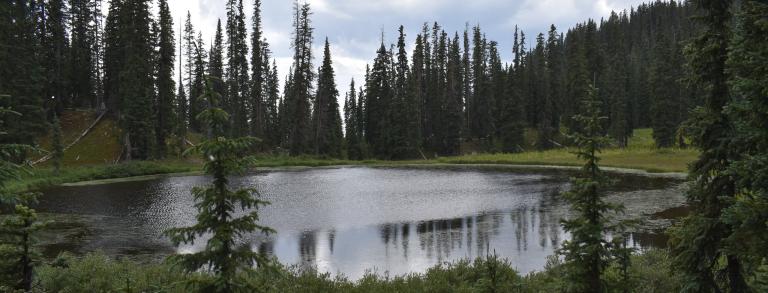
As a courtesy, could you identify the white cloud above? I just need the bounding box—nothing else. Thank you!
[307,0,354,19]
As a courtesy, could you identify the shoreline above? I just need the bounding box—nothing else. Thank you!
[59,162,687,187]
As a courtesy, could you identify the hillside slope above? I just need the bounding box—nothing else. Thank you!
[37,110,122,166]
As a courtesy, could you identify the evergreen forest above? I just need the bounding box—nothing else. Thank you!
[1,0,767,292]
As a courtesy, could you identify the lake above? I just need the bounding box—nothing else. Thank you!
[36,166,686,279]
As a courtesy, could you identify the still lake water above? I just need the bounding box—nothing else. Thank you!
[36,166,685,279]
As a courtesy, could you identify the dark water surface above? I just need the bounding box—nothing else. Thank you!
[36,166,685,279]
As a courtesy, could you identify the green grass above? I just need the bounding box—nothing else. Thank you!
[8,160,198,193]
[36,110,123,167]
[14,128,696,193]
[435,147,696,173]
[432,128,697,173]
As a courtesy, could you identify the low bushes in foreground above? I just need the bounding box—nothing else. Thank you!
[30,250,683,292]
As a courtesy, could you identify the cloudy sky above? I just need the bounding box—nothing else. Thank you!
[165,0,649,93]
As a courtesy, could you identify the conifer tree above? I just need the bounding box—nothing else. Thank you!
[225,0,250,137]
[190,32,209,133]
[183,12,195,107]
[165,77,273,293]
[443,33,463,156]
[154,0,176,157]
[393,26,420,158]
[250,0,266,139]
[0,1,47,146]
[283,1,314,155]
[177,72,188,154]
[365,42,395,158]
[117,0,156,160]
[564,28,590,134]
[0,204,44,292]
[469,26,492,142]
[344,79,365,160]
[544,25,564,144]
[312,39,343,158]
[649,32,678,148]
[41,0,70,112]
[91,0,106,110]
[559,84,621,293]
[411,33,426,152]
[0,101,43,292]
[69,0,96,109]
[263,60,281,148]
[208,19,225,115]
[532,33,553,150]
[180,15,198,134]
[103,0,123,113]
[601,12,632,147]
[722,0,768,287]
[462,26,471,135]
[670,0,748,291]
[499,27,526,153]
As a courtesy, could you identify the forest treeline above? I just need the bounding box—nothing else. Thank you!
[1,0,698,160]
[2,0,768,292]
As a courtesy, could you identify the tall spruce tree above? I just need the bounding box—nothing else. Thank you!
[487,40,504,145]
[103,0,122,113]
[344,79,365,160]
[177,39,188,154]
[311,39,343,158]
[462,26,471,136]
[564,28,590,134]
[224,0,250,137]
[154,0,176,158]
[165,77,273,293]
[189,32,208,133]
[264,59,280,148]
[649,32,678,148]
[544,25,564,144]
[69,0,96,109]
[722,0,768,289]
[670,0,748,292]
[91,0,106,110]
[365,42,395,158]
[469,26,493,143]
[118,0,155,160]
[443,33,463,156]
[249,0,266,140]
[393,26,420,158]
[208,19,225,121]
[41,0,70,113]
[500,27,526,153]
[532,33,553,150]
[601,12,632,147]
[283,1,314,155]
[411,33,426,154]
[179,14,196,133]
[0,0,47,147]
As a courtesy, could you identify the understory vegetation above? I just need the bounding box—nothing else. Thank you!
[31,250,683,293]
